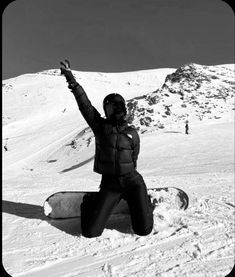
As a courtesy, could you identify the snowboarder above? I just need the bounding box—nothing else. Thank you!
[185,120,189,135]
[60,59,153,238]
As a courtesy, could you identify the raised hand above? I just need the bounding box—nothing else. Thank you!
[60,59,71,75]
[60,59,76,85]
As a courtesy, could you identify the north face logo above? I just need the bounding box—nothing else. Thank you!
[127,133,133,139]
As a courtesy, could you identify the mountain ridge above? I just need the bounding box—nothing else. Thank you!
[3,63,234,168]
[125,63,234,133]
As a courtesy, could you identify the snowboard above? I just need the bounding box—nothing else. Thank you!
[44,187,189,219]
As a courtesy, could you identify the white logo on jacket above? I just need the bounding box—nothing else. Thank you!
[127,133,133,139]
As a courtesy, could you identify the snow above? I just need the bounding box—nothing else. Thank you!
[2,64,234,276]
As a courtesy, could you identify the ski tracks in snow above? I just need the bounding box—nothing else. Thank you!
[3,172,234,277]
[12,187,234,277]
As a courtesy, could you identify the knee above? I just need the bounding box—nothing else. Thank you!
[133,224,153,236]
[82,232,102,238]
[81,222,103,238]
[132,213,153,236]
[82,228,103,238]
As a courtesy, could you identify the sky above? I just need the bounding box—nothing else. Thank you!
[2,0,234,79]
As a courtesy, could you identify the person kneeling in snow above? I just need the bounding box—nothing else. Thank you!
[60,60,153,238]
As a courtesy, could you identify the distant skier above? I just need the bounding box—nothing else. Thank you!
[60,59,153,238]
[185,120,189,135]
[4,138,8,151]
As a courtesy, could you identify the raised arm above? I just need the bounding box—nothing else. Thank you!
[60,59,101,133]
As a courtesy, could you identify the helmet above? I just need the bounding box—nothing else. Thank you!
[103,93,127,119]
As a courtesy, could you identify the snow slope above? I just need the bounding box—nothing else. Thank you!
[2,64,235,276]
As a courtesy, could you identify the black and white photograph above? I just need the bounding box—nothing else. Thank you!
[2,0,234,276]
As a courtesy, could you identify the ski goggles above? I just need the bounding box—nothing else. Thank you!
[104,101,125,117]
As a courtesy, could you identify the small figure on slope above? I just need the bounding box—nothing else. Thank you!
[185,120,189,135]
[60,59,153,238]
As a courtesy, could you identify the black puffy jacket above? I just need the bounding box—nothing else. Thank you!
[71,84,140,176]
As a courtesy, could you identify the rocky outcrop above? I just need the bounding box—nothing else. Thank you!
[126,63,234,133]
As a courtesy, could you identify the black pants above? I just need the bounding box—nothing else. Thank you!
[81,170,153,238]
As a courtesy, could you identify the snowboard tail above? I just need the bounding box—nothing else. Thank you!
[44,187,189,219]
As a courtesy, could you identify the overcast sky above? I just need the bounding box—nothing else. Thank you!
[2,0,234,79]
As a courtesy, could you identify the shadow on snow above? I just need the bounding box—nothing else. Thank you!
[59,156,94,173]
[2,200,132,236]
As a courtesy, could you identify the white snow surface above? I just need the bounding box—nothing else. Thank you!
[2,64,235,276]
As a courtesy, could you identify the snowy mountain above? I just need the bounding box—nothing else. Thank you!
[126,63,234,133]
[2,64,234,277]
[3,67,176,171]
[3,63,234,174]
[3,63,234,130]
